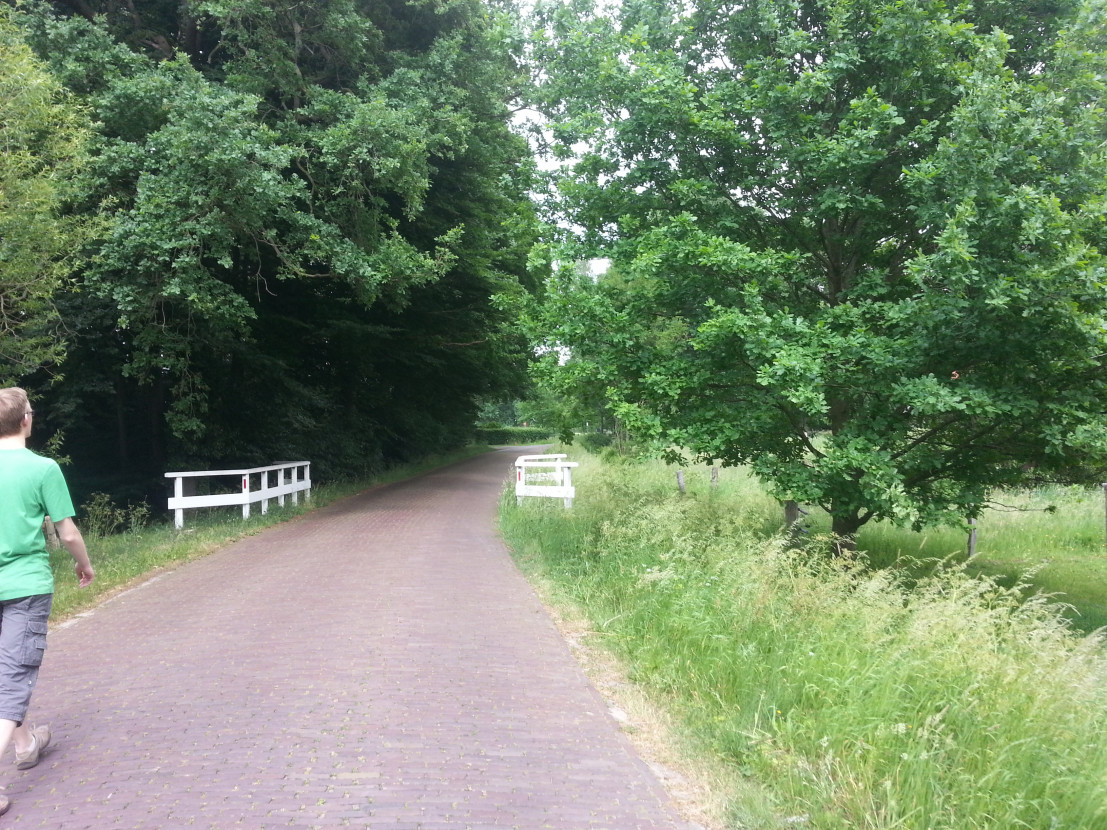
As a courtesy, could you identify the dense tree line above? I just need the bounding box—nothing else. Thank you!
[2,0,539,507]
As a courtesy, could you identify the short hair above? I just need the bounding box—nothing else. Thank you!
[0,387,30,438]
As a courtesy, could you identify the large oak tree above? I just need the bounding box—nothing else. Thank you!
[531,0,1107,542]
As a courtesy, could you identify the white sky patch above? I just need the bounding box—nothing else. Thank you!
[587,258,610,279]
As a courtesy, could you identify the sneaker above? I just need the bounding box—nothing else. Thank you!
[14,725,50,770]
[0,794,9,815]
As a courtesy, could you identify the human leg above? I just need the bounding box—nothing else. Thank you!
[0,595,52,763]
[0,595,53,814]
[0,719,33,757]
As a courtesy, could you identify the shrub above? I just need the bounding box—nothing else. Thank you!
[473,425,553,445]
[578,432,613,452]
[80,492,151,538]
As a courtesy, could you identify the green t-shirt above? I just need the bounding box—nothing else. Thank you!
[0,448,75,601]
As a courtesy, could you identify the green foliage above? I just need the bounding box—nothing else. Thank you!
[577,431,612,452]
[79,492,124,538]
[0,7,92,383]
[12,0,538,493]
[529,0,1107,541]
[476,399,523,427]
[473,425,552,445]
[79,491,149,537]
[501,453,1107,828]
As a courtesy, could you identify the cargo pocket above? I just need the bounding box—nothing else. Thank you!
[20,621,47,667]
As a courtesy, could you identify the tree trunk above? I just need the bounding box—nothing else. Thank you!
[831,512,863,555]
[115,379,129,473]
[784,499,801,528]
[147,377,168,477]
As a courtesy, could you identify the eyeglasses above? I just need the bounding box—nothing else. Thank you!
[24,410,33,418]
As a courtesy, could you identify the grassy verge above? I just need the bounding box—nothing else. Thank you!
[499,451,1107,829]
[49,444,494,621]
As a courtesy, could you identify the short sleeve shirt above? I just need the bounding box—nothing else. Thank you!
[0,448,75,601]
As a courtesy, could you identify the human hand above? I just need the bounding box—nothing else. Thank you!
[75,561,95,588]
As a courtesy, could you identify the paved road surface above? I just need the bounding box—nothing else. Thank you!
[1,448,696,829]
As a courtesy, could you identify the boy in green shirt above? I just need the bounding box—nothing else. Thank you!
[0,388,94,816]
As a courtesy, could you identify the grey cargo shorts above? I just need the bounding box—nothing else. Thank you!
[0,594,52,725]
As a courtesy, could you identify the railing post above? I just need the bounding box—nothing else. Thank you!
[563,464,574,508]
[242,474,251,519]
[173,476,184,529]
[261,470,270,515]
[278,467,286,507]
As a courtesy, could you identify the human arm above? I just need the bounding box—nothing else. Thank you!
[54,517,94,587]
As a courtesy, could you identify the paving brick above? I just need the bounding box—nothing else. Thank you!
[0,449,698,829]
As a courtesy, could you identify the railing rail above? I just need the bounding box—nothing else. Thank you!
[165,462,311,529]
[515,454,578,508]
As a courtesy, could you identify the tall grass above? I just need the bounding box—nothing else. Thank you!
[500,453,1107,829]
[856,486,1107,634]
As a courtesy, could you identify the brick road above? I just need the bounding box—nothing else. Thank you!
[0,448,697,829]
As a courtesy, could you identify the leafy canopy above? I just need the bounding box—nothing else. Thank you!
[0,6,91,384]
[13,0,538,486]
[530,0,1107,538]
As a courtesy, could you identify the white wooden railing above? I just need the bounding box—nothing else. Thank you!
[166,462,311,529]
[515,454,578,508]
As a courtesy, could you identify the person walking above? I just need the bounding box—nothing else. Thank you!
[0,387,94,816]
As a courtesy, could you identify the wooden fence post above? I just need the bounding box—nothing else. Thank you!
[42,517,60,549]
